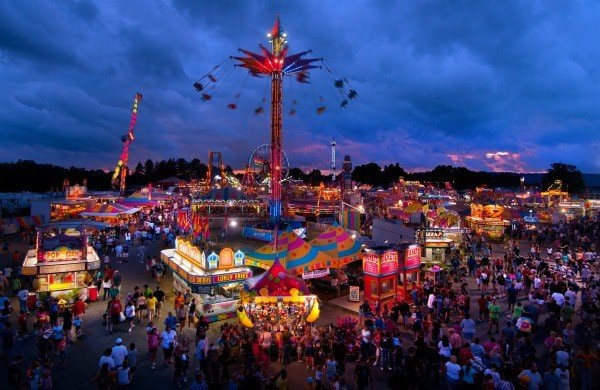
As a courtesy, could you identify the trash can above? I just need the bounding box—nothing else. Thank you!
[27,293,37,311]
[87,286,98,302]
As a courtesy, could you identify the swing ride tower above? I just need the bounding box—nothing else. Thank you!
[194,15,358,222]
[233,15,320,223]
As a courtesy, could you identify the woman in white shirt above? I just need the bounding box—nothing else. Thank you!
[125,301,136,332]
[438,335,452,361]
[160,325,177,366]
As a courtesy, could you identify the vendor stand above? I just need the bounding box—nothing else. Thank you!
[396,244,421,302]
[362,247,398,312]
[22,223,101,304]
[161,238,252,322]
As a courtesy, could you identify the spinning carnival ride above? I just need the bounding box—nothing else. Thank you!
[193,15,357,222]
[249,143,290,187]
[112,93,143,196]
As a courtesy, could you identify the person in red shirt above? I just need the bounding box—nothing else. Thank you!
[72,297,86,318]
[105,266,114,282]
[483,336,500,356]
[174,292,185,311]
[18,310,28,337]
[458,342,474,365]
[107,297,122,333]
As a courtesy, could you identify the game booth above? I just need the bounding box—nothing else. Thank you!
[22,223,102,305]
[236,258,320,328]
[362,247,398,312]
[466,203,509,242]
[395,244,422,302]
[161,238,252,322]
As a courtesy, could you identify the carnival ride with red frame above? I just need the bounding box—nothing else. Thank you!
[193,15,357,223]
[112,93,143,196]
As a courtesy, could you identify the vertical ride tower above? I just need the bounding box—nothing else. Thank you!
[234,15,321,222]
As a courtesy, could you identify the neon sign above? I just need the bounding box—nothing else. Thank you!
[43,246,81,262]
[212,272,251,284]
[380,251,398,275]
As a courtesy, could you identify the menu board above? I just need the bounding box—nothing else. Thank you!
[349,286,360,302]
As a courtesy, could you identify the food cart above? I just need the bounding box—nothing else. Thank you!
[22,224,101,303]
[161,238,252,322]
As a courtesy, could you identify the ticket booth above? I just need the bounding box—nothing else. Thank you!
[396,244,421,302]
[363,247,398,312]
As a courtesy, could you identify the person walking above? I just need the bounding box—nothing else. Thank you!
[154,286,165,318]
[147,326,159,370]
[160,325,177,366]
[125,300,136,332]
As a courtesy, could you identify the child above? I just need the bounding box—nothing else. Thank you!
[128,343,138,378]
[314,364,324,388]
[58,336,68,368]
[73,315,83,339]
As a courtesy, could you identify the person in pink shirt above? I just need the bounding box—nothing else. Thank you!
[448,328,462,356]
[483,336,500,356]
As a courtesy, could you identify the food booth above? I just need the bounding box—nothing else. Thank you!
[396,244,421,302]
[22,224,101,303]
[161,238,252,322]
[362,247,398,312]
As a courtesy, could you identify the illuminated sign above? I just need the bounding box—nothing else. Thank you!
[234,250,245,266]
[43,247,81,262]
[302,268,330,280]
[176,239,203,266]
[380,250,398,275]
[363,253,379,275]
[207,252,219,269]
[39,262,85,274]
[212,272,251,284]
[219,248,234,268]
[404,245,421,269]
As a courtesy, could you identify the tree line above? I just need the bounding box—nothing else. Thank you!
[0,159,586,194]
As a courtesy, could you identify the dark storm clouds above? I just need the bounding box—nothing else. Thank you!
[0,0,598,173]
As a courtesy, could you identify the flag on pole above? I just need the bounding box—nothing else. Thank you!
[342,209,360,231]
[192,212,210,239]
[177,209,192,231]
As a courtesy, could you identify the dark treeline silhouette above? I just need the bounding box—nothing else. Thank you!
[0,160,586,194]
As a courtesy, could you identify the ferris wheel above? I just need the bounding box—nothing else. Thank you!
[248,143,290,186]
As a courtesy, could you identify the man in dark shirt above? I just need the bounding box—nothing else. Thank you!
[354,359,372,390]
[507,284,518,310]
[282,327,292,364]
[153,286,165,318]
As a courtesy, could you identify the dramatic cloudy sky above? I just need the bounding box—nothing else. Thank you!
[1,1,599,173]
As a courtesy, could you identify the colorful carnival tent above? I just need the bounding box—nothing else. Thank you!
[244,258,311,296]
[120,191,158,207]
[79,203,139,217]
[308,222,362,266]
[1,215,46,228]
[245,228,337,274]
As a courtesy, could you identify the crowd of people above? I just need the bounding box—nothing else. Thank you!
[1,196,599,389]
